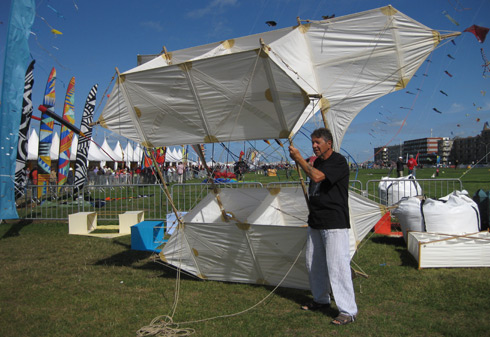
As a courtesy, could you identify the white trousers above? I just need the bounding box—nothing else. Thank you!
[306,227,358,317]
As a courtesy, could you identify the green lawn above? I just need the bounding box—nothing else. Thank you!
[1,220,489,337]
[3,167,490,336]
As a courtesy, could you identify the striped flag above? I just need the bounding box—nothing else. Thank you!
[57,77,75,190]
[73,84,97,193]
[14,59,35,200]
[37,67,56,198]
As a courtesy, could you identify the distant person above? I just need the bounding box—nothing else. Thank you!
[30,167,38,185]
[177,162,184,183]
[67,168,74,185]
[407,155,417,176]
[396,156,404,177]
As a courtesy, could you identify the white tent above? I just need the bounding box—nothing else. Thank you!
[113,141,124,162]
[27,129,38,160]
[88,139,108,162]
[70,135,78,161]
[98,5,452,151]
[49,132,60,161]
[161,186,386,289]
[123,142,134,165]
[101,138,120,162]
[133,144,143,164]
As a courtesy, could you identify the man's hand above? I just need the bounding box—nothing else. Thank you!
[289,145,302,162]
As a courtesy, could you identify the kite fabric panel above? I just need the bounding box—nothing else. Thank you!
[100,48,309,147]
[0,0,36,218]
[57,77,75,189]
[14,60,35,200]
[73,85,97,193]
[161,187,384,289]
[99,5,447,151]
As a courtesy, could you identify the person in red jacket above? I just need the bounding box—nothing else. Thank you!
[407,155,417,176]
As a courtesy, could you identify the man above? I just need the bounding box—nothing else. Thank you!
[396,156,404,177]
[288,127,357,326]
[407,155,417,176]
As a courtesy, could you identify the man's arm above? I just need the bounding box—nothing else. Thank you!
[288,145,325,183]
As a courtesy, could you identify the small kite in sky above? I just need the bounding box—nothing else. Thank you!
[476,118,481,122]
[265,21,277,27]
[447,54,455,60]
[457,124,460,127]
[406,91,416,95]
[433,108,443,114]
[440,90,448,96]
[442,10,459,26]
[445,70,453,77]
[47,4,65,19]
[423,73,429,77]
[481,48,490,78]
[447,0,471,12]
[463,25,489,43]
[51,29,63,36]
[451,40,456,46]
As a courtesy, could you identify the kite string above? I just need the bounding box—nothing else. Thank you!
[458,148,490,179]
[137,239,306,337]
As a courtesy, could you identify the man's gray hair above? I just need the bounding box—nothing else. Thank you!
[311,128,333,146]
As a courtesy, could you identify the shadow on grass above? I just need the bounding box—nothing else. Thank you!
[371,235,418,268]
[0,219,33,240]
[93,243,198,281]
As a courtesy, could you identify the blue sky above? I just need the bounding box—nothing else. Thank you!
[1,0,489,164]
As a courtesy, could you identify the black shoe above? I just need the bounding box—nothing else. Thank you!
[301,301,330,311]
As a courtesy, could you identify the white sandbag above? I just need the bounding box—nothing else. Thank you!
[392,197,424,242]
[423,193,480,234]
[378,175,422,206]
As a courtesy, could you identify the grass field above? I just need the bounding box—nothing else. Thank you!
[1,220,489,337]
[2,167,490,336]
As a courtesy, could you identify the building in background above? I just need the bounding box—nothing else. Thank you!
[372,124,490,167]
[451,124,490,165]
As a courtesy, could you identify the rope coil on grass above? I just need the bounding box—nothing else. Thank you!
[136,315,195,336]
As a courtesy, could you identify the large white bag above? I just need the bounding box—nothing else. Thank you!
[378,175,422,206]
[423,192,480,234]
[393,191,481,243]
[391,197,424,242]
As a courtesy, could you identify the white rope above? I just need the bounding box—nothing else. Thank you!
[138,237,306,336]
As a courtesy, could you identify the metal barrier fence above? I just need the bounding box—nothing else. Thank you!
[19,184,167,221]
[18,180,366,221]
[266,180,363,192]
[366,178,463,205]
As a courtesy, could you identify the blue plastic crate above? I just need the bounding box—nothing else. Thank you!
[131,221,166,252]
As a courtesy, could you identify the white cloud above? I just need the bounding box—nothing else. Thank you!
[140,21,164,32]
[187,0,238,18]
[447,102,466,114]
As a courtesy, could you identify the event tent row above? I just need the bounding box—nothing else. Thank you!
[26,129,187,164]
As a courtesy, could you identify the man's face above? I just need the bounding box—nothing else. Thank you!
[311,136,331,158]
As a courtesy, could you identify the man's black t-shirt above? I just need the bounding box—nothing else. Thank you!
[308,151,350,230]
